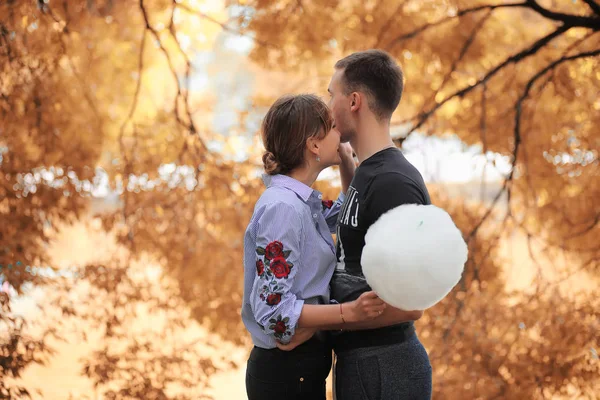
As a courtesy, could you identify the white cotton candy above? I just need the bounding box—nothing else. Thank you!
[361,204,467,311]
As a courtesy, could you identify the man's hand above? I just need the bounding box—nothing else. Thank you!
[344,291,386,323]
[275,327,316,351]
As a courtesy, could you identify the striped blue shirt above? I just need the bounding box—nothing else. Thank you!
[242,174,344,349]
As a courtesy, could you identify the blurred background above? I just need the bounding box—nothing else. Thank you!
[1,0,598,399]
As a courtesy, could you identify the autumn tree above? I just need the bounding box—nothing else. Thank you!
[1,0,599,399]
[1,0,102,396]
[1,1,257,398]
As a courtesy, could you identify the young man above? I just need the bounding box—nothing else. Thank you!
[328,49,433,399]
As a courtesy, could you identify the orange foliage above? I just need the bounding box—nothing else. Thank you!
[1,0,599,399]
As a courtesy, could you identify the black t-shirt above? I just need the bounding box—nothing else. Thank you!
[331,147,431,350]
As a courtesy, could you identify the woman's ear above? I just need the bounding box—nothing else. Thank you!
[306,136,320,157]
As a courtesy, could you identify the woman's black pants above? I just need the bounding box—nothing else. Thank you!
[246,337,332,400]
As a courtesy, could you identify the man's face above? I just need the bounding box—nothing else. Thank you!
[328,69,355,143]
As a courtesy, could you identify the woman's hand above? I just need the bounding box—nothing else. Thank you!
[343,291,386,323]
[275,327,317,351]
[338,142,356,194]
[339,142,355,163]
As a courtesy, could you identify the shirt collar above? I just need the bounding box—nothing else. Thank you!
[262,174,319,202]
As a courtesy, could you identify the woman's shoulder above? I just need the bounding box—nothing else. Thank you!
[253,187,308,219]
[259,186,306,206]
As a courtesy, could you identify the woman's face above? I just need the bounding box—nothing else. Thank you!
[316,124,342,168]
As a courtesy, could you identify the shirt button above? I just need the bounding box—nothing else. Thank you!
[318,194,322,199]
[313,214,317,218]
[300,377,304,382]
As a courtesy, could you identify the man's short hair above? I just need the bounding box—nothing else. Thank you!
[335,49,404,120]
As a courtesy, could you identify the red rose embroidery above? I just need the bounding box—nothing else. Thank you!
[322,200,334,209]
[255,242,293,310]
[269,315,290,339]
[266,293,282,306]
[256,259,264,276]
[273,320,286,334]
[264,241,284,260]
[270,257,292,279]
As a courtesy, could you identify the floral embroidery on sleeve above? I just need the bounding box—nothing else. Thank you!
[322,199,334,209]
[256,240,293,310]
[266,293,282,306]
[269,257,292,278]
[269,315,291,340]
[256,259,264,276]
[256,240,294,280]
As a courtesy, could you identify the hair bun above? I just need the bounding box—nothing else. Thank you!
[262,151,281,175]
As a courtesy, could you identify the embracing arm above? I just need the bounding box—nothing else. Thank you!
[251,202,385,344]
[298,291,386,330]
[277,303,421,350]
[324,306,423,331]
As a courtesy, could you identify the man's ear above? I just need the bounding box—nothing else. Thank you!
[350,92,362,112]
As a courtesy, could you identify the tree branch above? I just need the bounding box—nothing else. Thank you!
[526,0,600,28]
[168,1,210,158]
[57,40,101,123]
[582,0,600,16]
[0,23,14,61]
[386,1,599,52]
[465,49,600,252]
[479,82,488,204]
[570,212,600,238]
[139,0,212,162]
[514,47,600,156]
[386,2,529,50]
[118,29,146,146]
[422,11,492,121]
[139,1,187,130]
[374,0,410,47]
[510,47,600,234]
[394,24,570,144]
[175,3,278,49]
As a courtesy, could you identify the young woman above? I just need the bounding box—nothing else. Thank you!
[241,94,386,400]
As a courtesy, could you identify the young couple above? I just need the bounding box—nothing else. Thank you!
[242,49,433,399]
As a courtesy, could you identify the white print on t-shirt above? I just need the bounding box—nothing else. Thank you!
[341,186,359,228]
[336,223,346,271]
[336,186,360,271]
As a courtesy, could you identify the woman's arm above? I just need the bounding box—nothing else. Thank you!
[277,305,422,351]
[250,202,306,344]
[339,143,356,194]
[319,305,423,331]
[251,202,385,345]
[322,192,346,234]
[297,291,386,329]
[322,143,356,233]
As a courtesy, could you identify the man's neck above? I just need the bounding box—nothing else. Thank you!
[350,117,395,164]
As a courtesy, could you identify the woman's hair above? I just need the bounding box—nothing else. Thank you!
[261,94,333,175]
